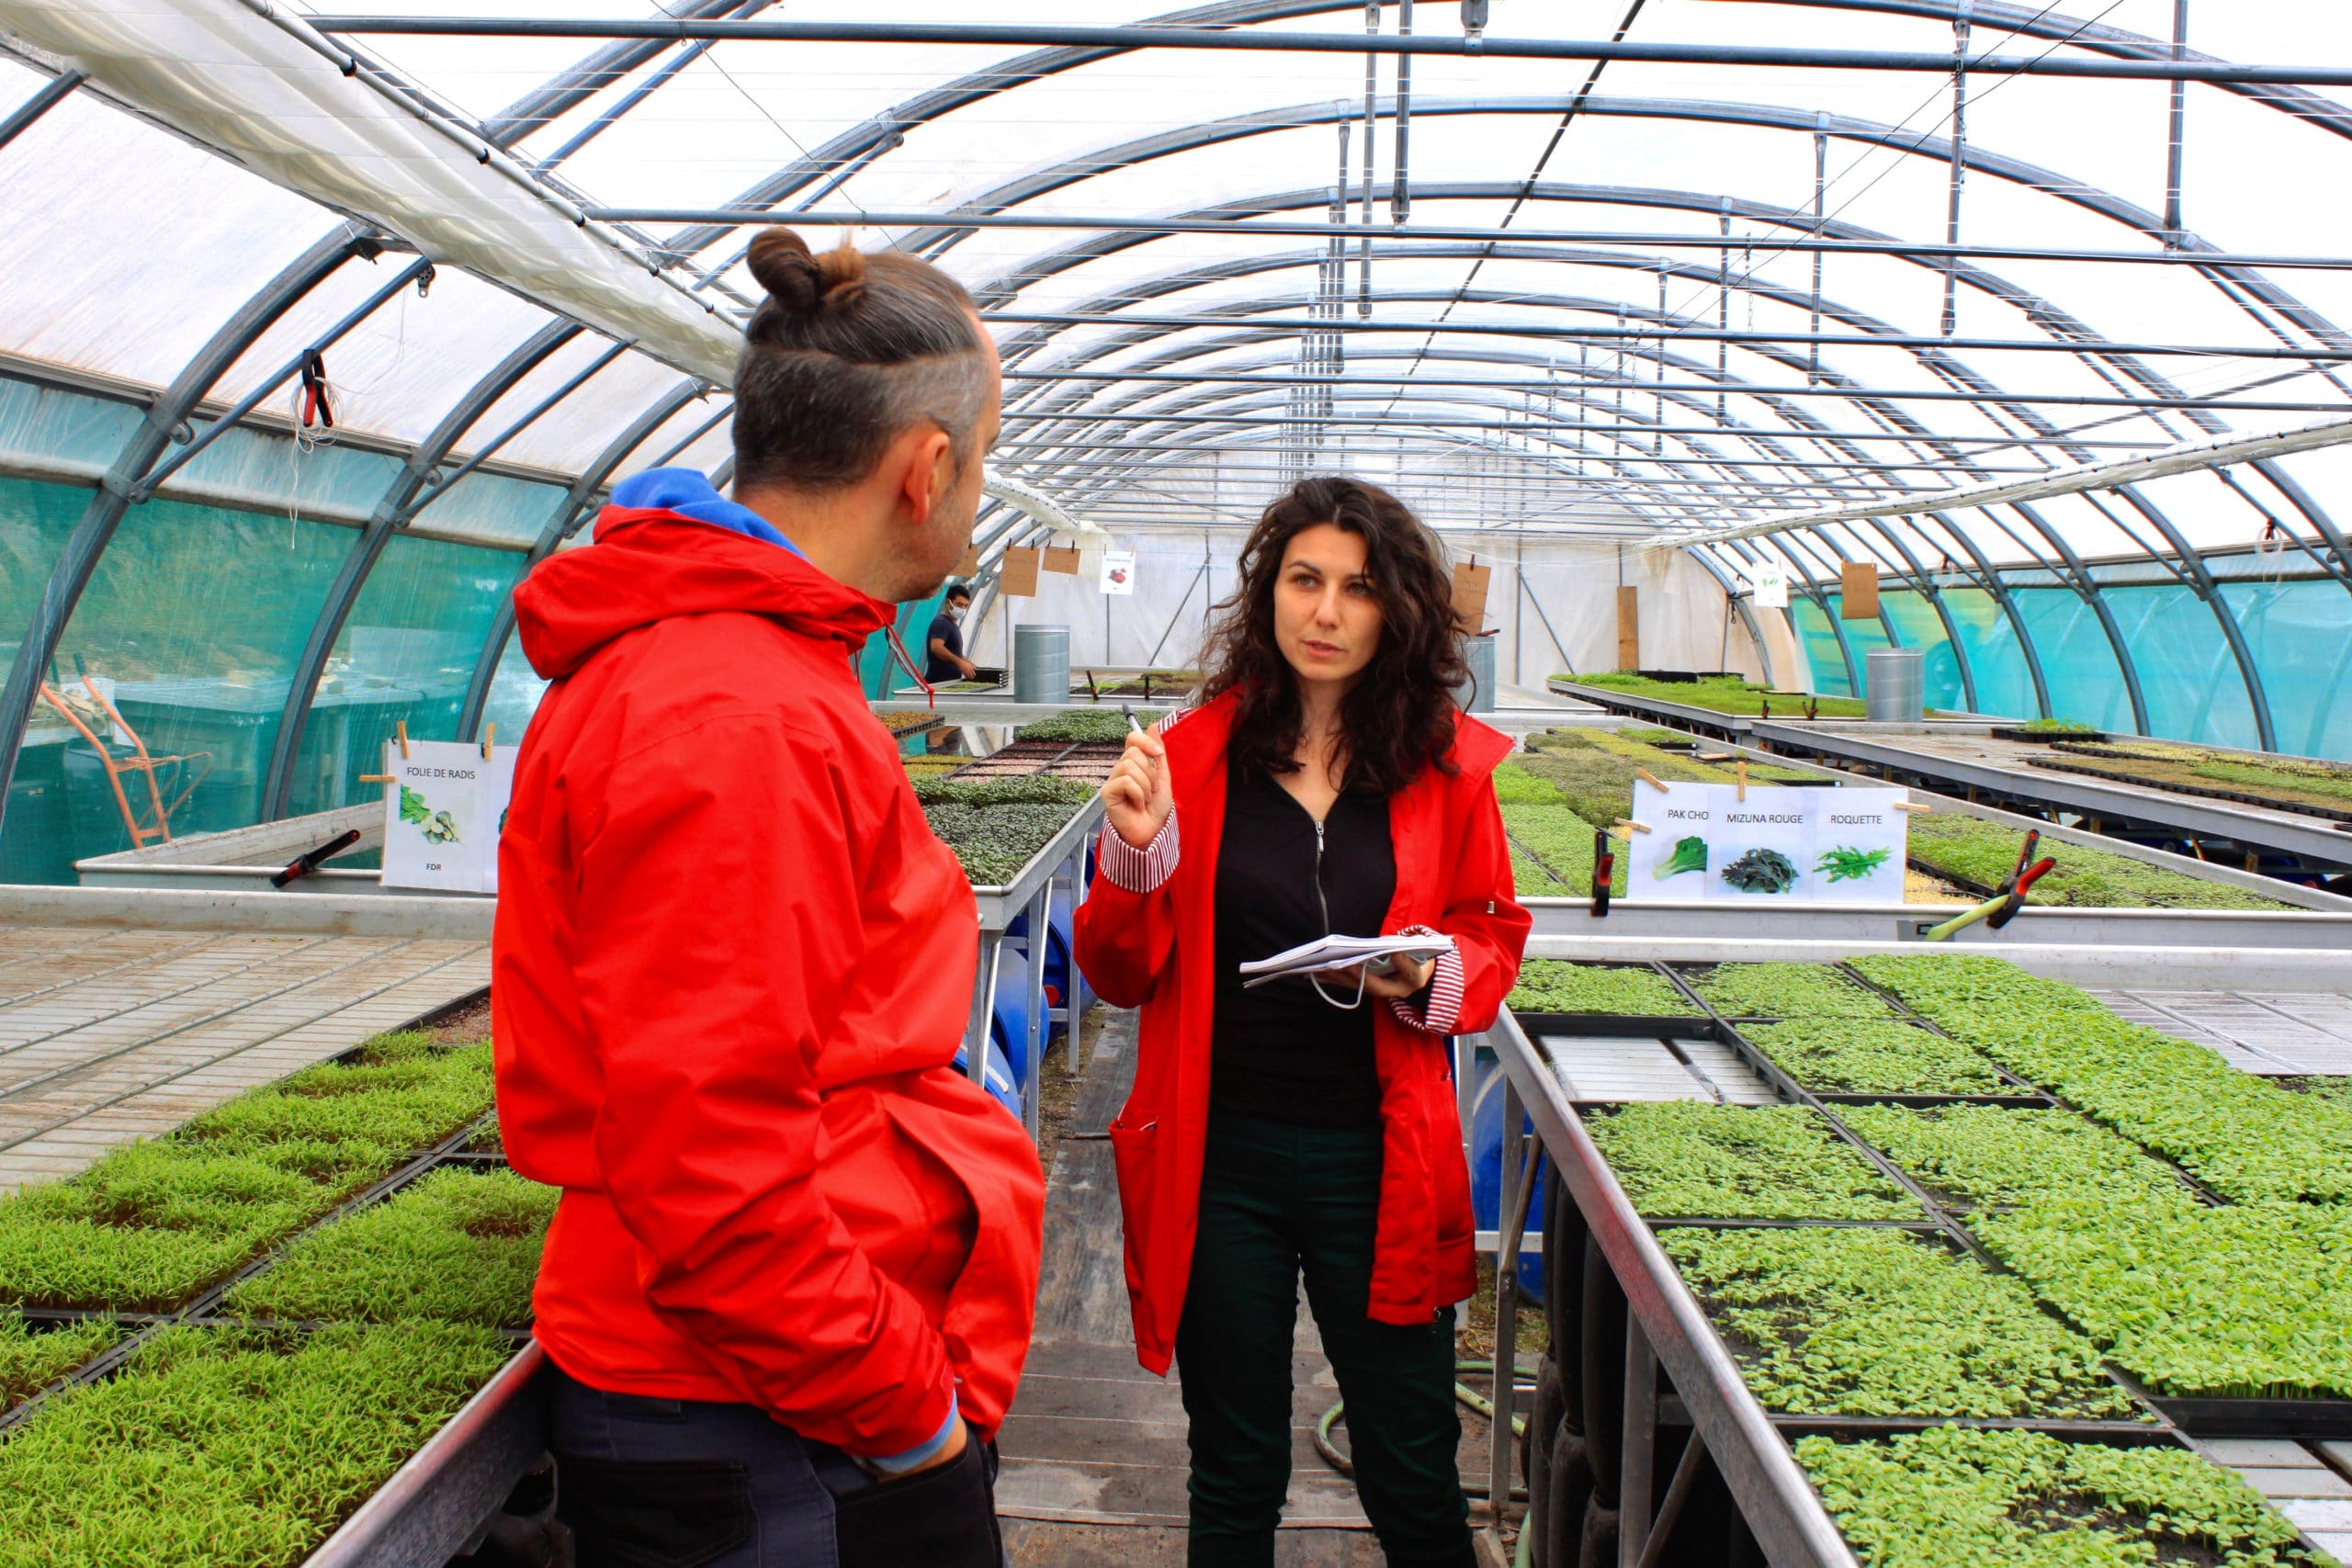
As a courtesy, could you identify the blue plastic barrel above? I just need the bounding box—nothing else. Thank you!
[1468,1069,1547,1305]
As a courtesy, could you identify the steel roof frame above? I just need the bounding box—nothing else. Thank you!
[299,14,2352,92]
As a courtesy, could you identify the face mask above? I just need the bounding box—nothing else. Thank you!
[946,605,967,624]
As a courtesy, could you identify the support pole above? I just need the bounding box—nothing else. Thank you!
[2165,0,2190,246]
[1942,4,1972,338]
[0,67,84,154]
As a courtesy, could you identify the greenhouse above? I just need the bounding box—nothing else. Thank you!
[0,1,2349,1564]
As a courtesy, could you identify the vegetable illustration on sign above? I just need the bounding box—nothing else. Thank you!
[1722,847,1799,894]
[1656,835,1709,879]
[399,786,429,827]
[1816,844,1892,883]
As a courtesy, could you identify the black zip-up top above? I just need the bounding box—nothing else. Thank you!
[1209,757,1396,1128]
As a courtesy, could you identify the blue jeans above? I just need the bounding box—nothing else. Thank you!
[548,1366,1004,1568]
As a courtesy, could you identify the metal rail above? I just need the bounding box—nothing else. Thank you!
[1476,1007,1860,1567]
[296,17,2352,88]
[965,798,1104,1140]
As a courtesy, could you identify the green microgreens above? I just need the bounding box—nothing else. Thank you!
[922,798,1091,886]
[1745,1019,2007,1096]
[224,1168,557,1329]
[1797,1427,2330,1568]
[1508,960,1696,1018]
[1972,1197,2352,1401]
[1905,813,2290,910]
[1501,804,1623,896]
[1837,1105,2192,1211]
[0,1313,119,1414]
[1850,954,2352,1203]
[1661,1226,2134,1419]
[1584,1103,1921,1222]
[0,1323,513,1568]
[1689,963,1897,1021]
[1012,710,1132,745]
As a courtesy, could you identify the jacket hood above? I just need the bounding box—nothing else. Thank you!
[514,506,891,681]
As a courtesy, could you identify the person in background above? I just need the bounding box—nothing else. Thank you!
[928,581,979,683]
[1073,476,1532,1568]
[492,225,1045,1568]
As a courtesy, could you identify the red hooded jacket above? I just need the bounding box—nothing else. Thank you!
[492,505,1046,1454]
[1072,693,1530,1375]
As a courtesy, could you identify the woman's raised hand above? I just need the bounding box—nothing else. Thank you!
[1102,728,1174,849]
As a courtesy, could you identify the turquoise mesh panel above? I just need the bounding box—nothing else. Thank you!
[1936,587,2040,722]
[1787,597,1852,696]
[3,488,351,883]
[2221,578,2352,761]
[2102,583,2261,749]
[0,476,92,883]
[287,535,522,816]
[2011,588,2139,734]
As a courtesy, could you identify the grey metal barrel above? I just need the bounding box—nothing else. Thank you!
[1456,633,1498,714]
[1012,624,1070,705]
[1864,647,1926,722]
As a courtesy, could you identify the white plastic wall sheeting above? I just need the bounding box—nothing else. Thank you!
[972,531,1768,691]
[0,0,742,384]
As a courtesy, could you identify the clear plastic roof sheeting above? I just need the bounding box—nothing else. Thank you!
[3,0,2352,767]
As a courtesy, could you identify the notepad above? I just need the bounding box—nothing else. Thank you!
[1238,933,1456,989]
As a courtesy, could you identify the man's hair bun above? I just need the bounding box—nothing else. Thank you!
[746,226,867,315]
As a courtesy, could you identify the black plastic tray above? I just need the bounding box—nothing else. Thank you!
[1514,1009,1720,1041]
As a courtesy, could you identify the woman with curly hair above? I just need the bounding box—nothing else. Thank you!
[1074,475,1532,1567]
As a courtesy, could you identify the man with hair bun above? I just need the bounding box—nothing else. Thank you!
[492,227,1041,1565]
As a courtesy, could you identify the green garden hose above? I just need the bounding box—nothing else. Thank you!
[1312,1359,1538,1503]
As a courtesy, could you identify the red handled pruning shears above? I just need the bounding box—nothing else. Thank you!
[1924,827,2056,942]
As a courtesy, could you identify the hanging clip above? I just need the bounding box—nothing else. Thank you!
[1737,760,1748,802]
[395,720,411,760]
[481,722,495,761]
[1634,767,1668,794]
[299,350,335,430]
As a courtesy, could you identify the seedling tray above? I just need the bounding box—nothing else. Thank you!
[1992,727,2109,744]
[2024,754,2352,824]
[1514,1009,1723,1041]
[2141,1393,2352,1439]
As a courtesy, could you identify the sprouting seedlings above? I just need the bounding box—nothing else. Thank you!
[1584,1103,1920,1222]
[1689,963,1894,1021]
[224,1168,558,1329]
[1797,1428,2327,1568]
[1662,1226,2134,1420]
[1745,1020,2005,1097]
[1509,961,1695,1018]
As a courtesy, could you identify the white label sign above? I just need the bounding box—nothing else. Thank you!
[1748,563,1789,610]
[379,739,517,895]
[1622,783,1907,904]
[1099,548,1136,595]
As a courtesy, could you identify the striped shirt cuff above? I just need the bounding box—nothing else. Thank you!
[1387,929,1465,1036]
[1097,807,1180,893]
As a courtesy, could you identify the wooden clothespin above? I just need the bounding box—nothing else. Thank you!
[1698,750,1736,762]
[358,773,395,784]
[395,720,411,760]
[1611,818,1654,836]
[1737,760,1748,802]
[481,722,495,761]
[1634,768,1668,794]
[1893,801,1933,815]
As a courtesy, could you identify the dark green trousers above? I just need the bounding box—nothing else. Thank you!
[1174,1111,1474,1568]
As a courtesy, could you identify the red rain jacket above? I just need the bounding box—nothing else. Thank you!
[492,505,1046,1454]
[1072,693,1530,1375]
